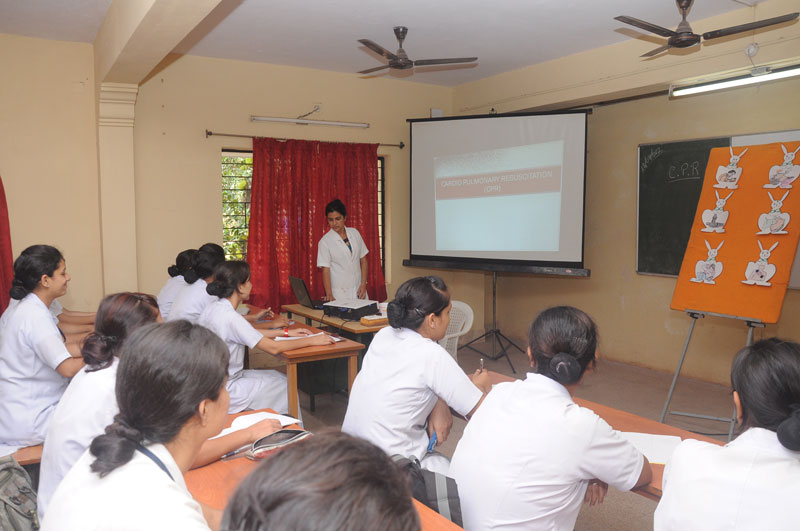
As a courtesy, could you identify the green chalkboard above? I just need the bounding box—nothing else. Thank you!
[637,137,731,276]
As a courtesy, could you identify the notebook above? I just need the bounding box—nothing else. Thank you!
[289,276,325,309]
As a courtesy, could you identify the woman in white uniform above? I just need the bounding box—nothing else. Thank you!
[199,261,335,414]
[0,245,84,446]
[43,321,233,531]
[654,338,800,530]
[156,248,196,320]
[449,306,653,531]
[317,199,369,301]
[168,243,226,323]
[342,276,491,474]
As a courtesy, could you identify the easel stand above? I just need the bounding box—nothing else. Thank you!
[660,310,764,442]
[462,271,518,373]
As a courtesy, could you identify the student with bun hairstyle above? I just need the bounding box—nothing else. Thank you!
[168,243,226,323]
[655,338,800,530]
[342,275,490,474]
[43,321,231,531]
[157,248,197,320]
[449,306,652,531]
[199,261,334,414]
[0,245,84,446]
[223,430,420,531]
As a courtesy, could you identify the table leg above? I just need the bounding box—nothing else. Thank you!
[286,363,298,419]
[347,354,357,392]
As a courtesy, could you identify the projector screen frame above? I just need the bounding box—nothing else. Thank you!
[406,110,591,275]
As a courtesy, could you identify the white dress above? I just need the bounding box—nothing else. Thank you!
[156,275,188,320]
[0,297,61,338]
[654,427,800,531]
[316,227,368,300]
[198,299,292,415]
[0,293,72,445]
[449,373,644,531]
[341,326,482,472]
[38,359,120,519]
[167,279,216,323]
[42,443,210,531]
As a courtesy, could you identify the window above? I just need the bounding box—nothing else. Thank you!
[221,151,252,261]
[221,152,385,268]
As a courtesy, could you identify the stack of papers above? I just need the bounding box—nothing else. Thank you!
[275,332,343,342]
[211,411,301,440]
[621,432,683,465]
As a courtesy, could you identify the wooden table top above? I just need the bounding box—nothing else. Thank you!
[486,371,723,500]
[185,410,463,530]
[282,304,388,334]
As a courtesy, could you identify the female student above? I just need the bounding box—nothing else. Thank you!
[37,292,282,518]
[223,430,420,531]
[317,199,369,301]
[449,306,652,531]
[156,248,197,320]
[654,338,800,530]
[199,261,335,414]
[342,275,491,474]
[168,243,225,323]
[43,321,232,531]
[0,245,84,446]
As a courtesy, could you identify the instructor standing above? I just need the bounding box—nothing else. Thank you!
[317,199,368,301]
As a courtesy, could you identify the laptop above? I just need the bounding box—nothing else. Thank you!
[288,276,325,310]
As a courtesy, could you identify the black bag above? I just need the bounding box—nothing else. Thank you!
[392,455,462,527]
[0,455,39,531]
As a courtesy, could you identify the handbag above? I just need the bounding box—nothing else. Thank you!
[391,455,463,527]
[0,455,39,531]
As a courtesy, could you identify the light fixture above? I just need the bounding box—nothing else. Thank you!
[250,115,369,128]
[670,64,800,97]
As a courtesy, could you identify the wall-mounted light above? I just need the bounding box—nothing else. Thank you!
[250,115,369,128]
[670,64,800,97]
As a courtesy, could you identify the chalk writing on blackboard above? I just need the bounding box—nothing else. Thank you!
[640,146,664,173]
[667,160,704,183]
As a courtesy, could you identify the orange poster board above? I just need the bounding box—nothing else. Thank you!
[671,142,800,323]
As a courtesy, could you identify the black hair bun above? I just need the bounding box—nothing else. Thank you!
[777,405,800,451]
[386,300,405,328]
[206,280,227,298]
[549,352,582,385]
[183,270,199,284]
[167,265,180,277]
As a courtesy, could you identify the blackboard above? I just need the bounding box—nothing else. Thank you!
[637,137,730,276]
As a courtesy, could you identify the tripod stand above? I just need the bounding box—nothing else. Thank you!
[462,271,518,373]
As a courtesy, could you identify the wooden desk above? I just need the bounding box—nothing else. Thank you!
[185,411,463,530]
[282,304,387,342]
[276,328,365,418]
[487,371,723,500]
[11,444,43,466]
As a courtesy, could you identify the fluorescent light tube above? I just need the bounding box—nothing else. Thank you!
[670,65,800,97]
[251,116,369,128]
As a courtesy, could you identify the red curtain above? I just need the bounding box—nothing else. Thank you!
[0,175,13,313]
[247,138,387,310]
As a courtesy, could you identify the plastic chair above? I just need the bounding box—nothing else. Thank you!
[438,300,474,361]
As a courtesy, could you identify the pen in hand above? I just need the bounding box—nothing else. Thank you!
[427,431,437,453]
[480,358,484,372]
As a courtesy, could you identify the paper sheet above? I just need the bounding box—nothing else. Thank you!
[274,332,343,342]
[621,432,683,465]
[210,411,301,440]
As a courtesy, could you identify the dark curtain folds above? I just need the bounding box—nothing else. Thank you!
[247,138,387,310]
[0,175,12,313]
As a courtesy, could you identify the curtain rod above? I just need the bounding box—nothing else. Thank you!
[205,129,405,149]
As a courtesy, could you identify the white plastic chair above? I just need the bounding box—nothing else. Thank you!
[438,300,474,361]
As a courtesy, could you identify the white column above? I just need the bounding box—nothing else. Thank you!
[98,82,139,293]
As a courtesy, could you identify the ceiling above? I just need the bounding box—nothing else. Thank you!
[0,0,772,86]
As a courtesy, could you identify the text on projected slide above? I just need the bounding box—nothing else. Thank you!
[433,141,564,253]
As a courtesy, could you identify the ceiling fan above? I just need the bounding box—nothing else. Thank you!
[615,0,798,58]
[357,26,478,74]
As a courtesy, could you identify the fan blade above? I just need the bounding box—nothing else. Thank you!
[358,64,391,74]
[614,15,677,38]
[702,12,798,40]
[357,39,398,61]
[641,44,672,57]
[413,57,478,66]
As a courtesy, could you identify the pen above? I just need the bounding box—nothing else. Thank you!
[480,358,484,372]
[427,431,437,453]
[220,444,250,460]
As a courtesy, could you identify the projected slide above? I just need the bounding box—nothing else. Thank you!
[434,141,564,252]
